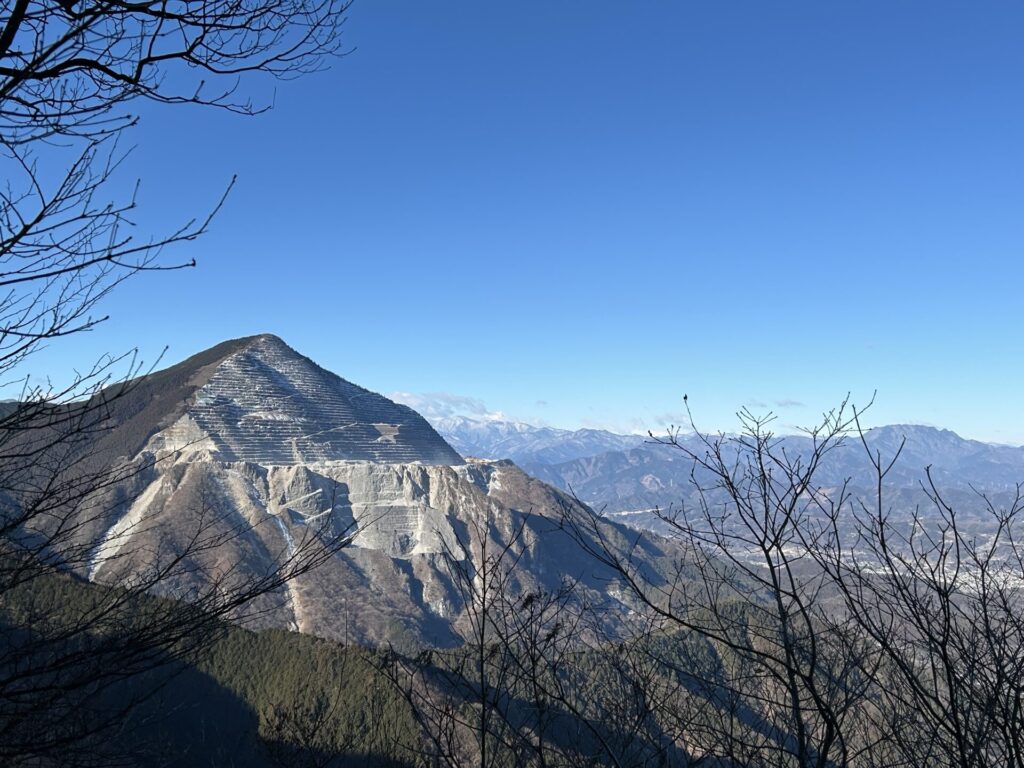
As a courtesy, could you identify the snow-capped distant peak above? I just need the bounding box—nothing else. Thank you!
[430,415,646,465]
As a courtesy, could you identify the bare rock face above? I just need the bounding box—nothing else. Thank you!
[76,336,663,648]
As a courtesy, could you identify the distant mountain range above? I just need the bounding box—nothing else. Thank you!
[431,415,1024,529]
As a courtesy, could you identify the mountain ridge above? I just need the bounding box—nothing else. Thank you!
[428,415,1024,519]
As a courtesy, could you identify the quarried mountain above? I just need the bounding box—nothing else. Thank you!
[59,335,667,648]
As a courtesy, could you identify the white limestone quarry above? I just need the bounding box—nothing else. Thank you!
[89,473,168,581]
[145,334,463,466]
[87,450,512,639]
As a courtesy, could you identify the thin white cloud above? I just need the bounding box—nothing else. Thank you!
[774,399,806,409]
[745,398,806,410]
[388,391,507,422]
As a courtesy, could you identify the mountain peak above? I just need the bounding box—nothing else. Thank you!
[129,336,465,466]
[239,332,289,348]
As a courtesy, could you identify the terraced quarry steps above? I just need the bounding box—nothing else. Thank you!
[151,335,464,465]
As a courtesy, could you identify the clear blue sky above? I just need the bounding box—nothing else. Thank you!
[32,1,1024,442]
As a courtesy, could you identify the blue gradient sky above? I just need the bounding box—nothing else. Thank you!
[33,2,1024,441]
